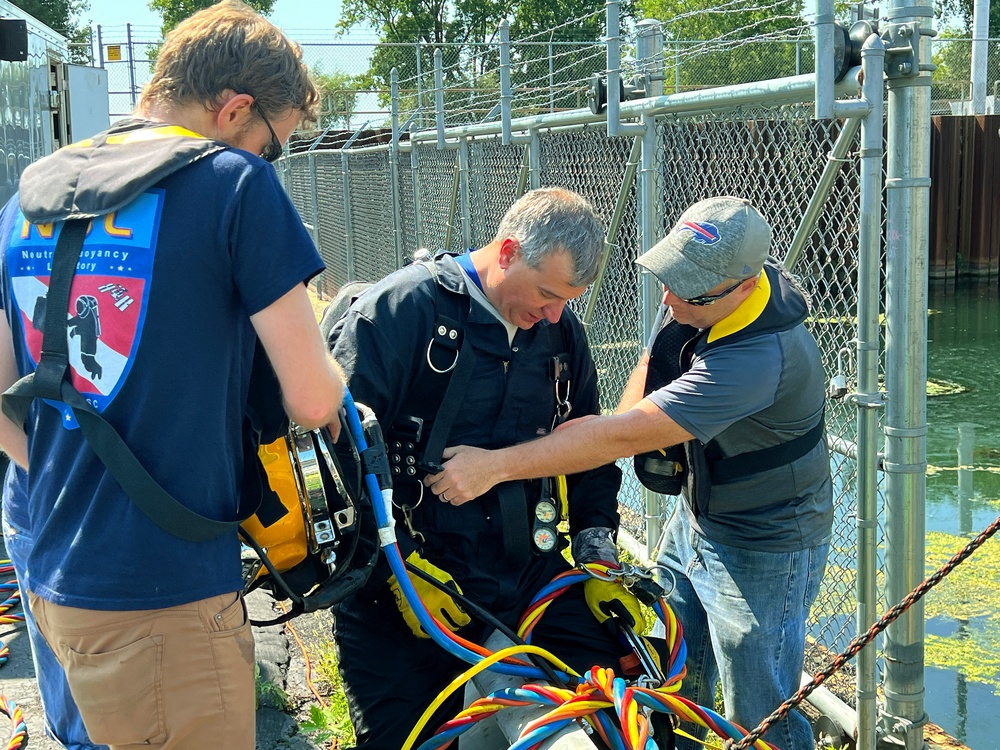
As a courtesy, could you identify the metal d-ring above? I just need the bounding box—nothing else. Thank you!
[426,338,459,374]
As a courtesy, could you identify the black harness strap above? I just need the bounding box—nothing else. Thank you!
[417,320,475,474]
[496,482,531,562]
[2,219,249,543]
[3,219,90,425]
[708,416,826,485]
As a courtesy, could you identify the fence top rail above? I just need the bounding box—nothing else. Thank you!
[397,67,863,144]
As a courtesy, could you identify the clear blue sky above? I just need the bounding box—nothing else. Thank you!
[85,0,374,42]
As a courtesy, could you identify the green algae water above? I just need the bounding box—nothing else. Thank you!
[924,281,1000,748]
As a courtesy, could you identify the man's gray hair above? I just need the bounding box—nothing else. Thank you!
[494,187,605,287]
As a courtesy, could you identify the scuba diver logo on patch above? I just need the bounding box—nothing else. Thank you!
[677,221,721,245]
[6,191,163,427]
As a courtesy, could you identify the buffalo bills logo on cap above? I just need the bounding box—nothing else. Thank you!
[677,221,721,245]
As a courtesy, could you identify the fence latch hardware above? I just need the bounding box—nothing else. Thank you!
[848,390,886,409]
[880,22,920,78]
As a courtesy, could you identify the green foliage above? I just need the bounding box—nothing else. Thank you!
[312,67,362,130]
[10,0,92,63]
[304,638,356,745]
[255,665,291,711]
[148,0,276,35]
[932,28,973,102]
[337,0,616,112]
[937,0,1000,36]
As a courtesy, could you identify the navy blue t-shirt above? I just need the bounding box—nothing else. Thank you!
[0,149,323,609]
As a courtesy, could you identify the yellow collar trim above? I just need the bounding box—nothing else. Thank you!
[706,270,770,343]
[101,125,209,146]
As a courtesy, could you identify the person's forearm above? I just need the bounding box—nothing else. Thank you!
[0,417,28,469]
[490,413,640,482]
[616,352,649,414]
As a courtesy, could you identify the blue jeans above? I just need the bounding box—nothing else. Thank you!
[656,506,828,750]
[2,514,108,750]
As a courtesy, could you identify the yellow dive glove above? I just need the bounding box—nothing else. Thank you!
[389,551,472,638]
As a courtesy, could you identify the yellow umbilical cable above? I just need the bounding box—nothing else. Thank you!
[401,644,579,750]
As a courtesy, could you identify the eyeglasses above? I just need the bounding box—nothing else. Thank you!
[676,278,745,306]
[252,103,283,163]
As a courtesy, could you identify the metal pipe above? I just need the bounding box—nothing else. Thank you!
[96,24,104,68]
[516,144,530,198]
[458,137,472,249]
[126,23,137,110]
[785,116,862,270]
[445,158,461,251]
[636,19,664,562]
[341,151,356,281]
[548,35,555,113]
[528,129,541,191]
[813,0,836,118]
[409,69,864,144]
[971,0,989,113]
[410,142,423,251]
[307,152,321,256]
[390,68,404,269]
[435,48,445,150]
[415,42,423,130]
[499,21,512,145]
[584,136,642,324]
[606,0,621,137]
[854,33,886,750]
[881,3,934,747]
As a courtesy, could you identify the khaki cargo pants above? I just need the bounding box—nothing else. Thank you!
[30,591,255,750]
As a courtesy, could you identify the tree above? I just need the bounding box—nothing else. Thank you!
[149,0,276,35]
[937,0,1000,38]
[312,68,362,130]
[337,0,624,118]
[638,0,808,92]
[11,0,93,63]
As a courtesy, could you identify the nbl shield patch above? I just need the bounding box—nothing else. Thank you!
[6,190,163,428]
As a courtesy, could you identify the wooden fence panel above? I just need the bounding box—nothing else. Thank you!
[930,114,1000,283]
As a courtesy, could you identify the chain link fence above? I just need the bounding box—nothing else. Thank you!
[930,37,1000,114]
[277,103,876,677]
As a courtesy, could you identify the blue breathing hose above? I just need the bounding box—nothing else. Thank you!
[341,388,570,682]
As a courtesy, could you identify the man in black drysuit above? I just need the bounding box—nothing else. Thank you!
[329,187,657,749]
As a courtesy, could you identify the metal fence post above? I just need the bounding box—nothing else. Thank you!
[855,33,886,750]
[548,35,556,113]
[410,142,424,251]
[881,2,935,748]
[96,24,104,67]
[813,0,835,118]
[307,152,322,286]
[341,150,356,281]
[390,68,404,268]
[499,21,512,145]
[435,48,445,150]
[126,23,137,110]
[416,42,423,129]
[458,137,472,250]
[528,129,541,191]
[636,19,664,561]
[606,0,621,137]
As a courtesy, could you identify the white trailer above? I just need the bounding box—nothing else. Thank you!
[0,0,109,206]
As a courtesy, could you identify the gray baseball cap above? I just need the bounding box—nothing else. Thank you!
[636,197,772,299]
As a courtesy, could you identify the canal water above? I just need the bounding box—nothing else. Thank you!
[923,280,1000,748]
